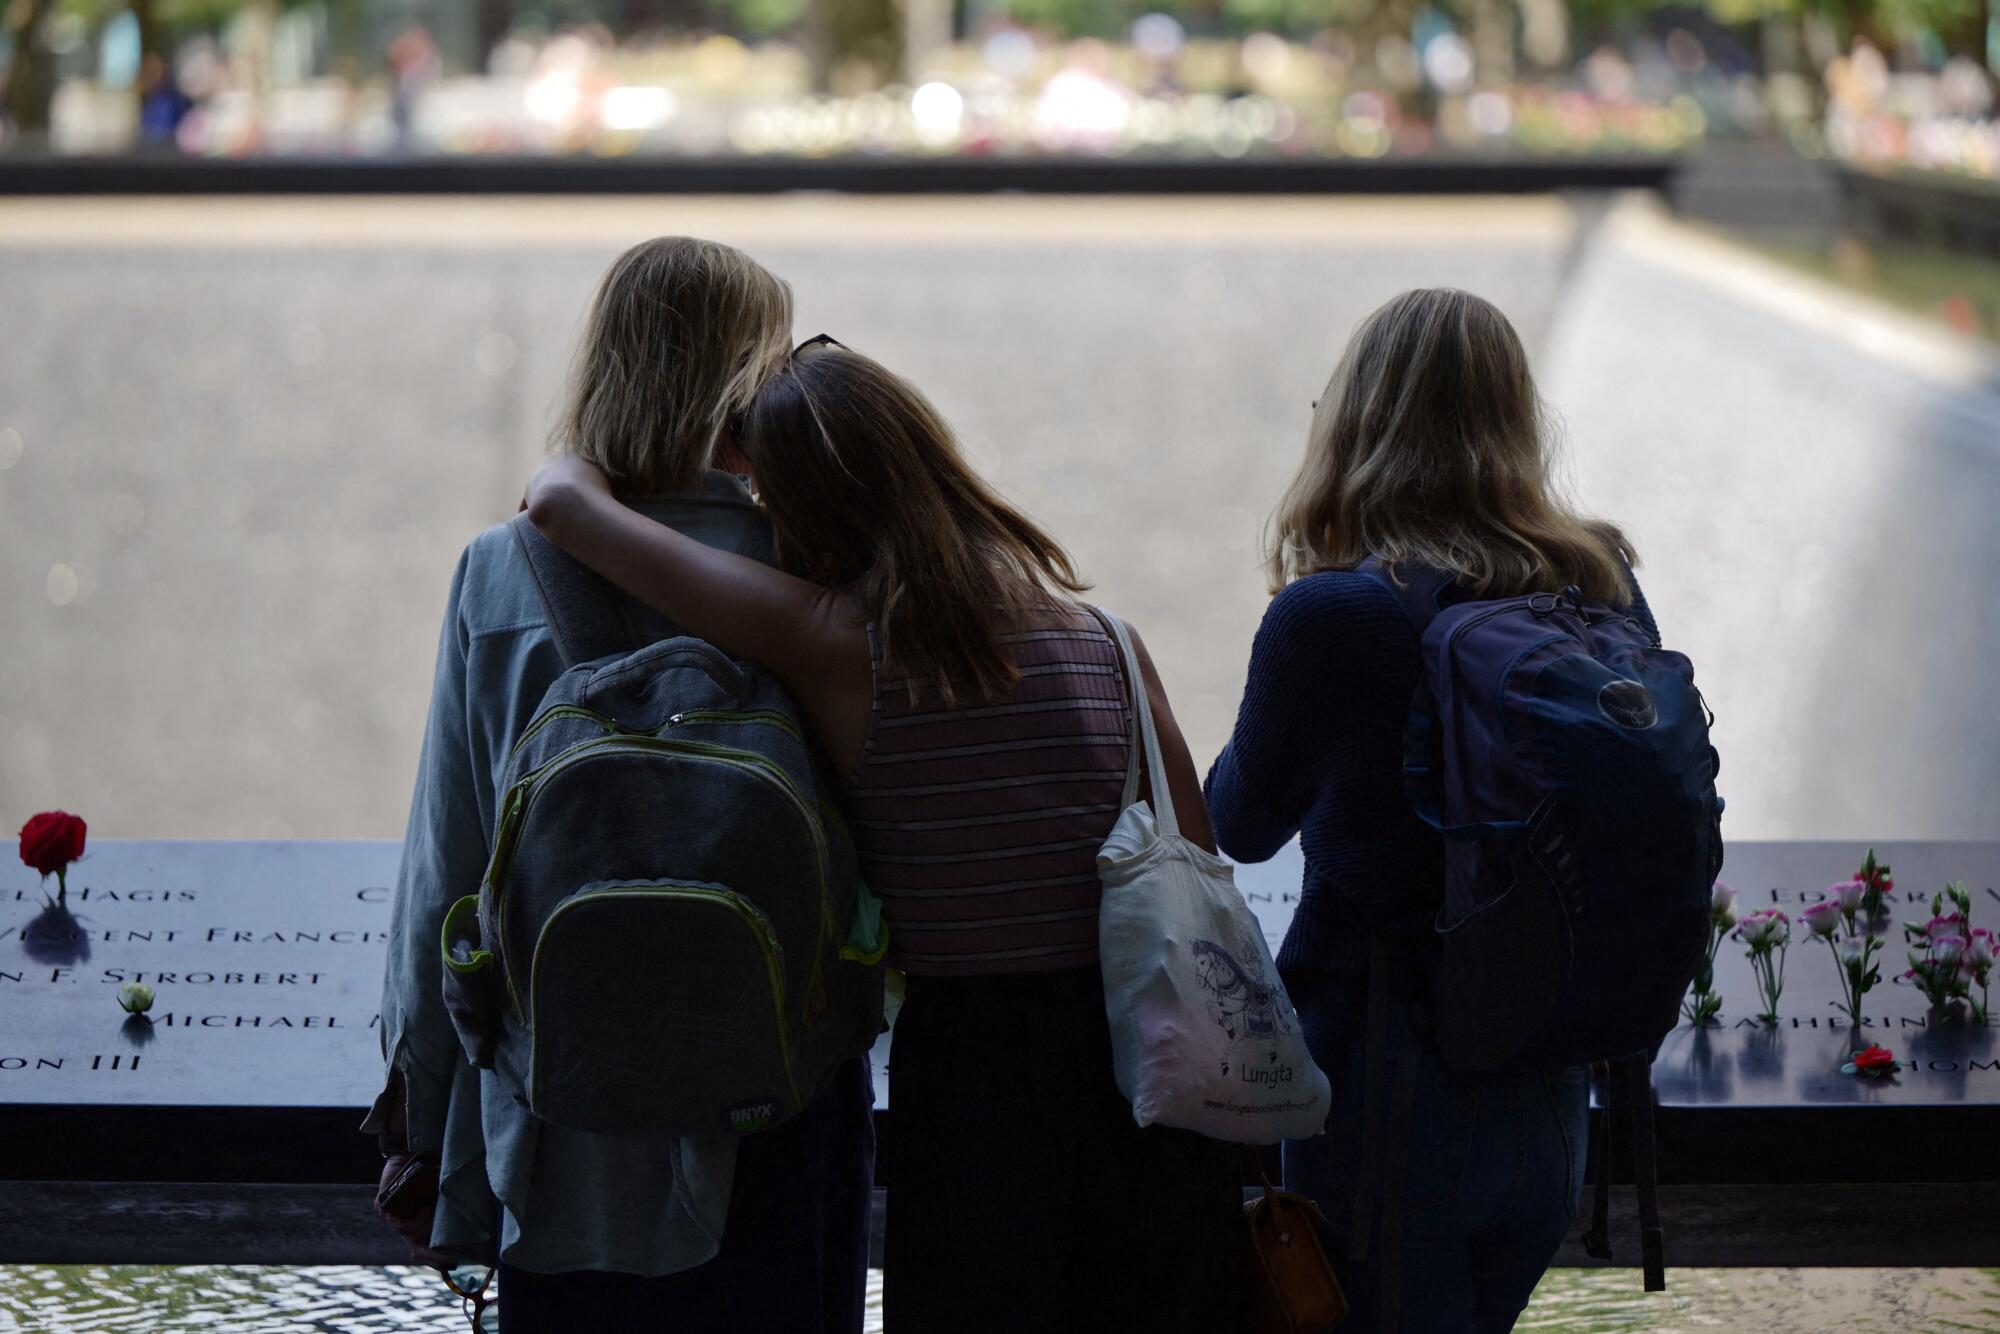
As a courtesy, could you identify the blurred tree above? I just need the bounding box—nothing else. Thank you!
[1702,0,1984,66]
[1520,0,1573,67]
[903,0,952,76]
[1008,0,1142,35]
[1221,0,1359,33]
[324,0,364,81]
[476,0,512,68]
[717,0,809,38]
[4,0,60,139]
[1464,0,1515,84]
[131,0,164,61]
[806,0,898,90]
[1873,0,1984,48]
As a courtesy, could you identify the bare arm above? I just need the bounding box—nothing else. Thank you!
[525,456,873,773]
[1125,622,1218,855]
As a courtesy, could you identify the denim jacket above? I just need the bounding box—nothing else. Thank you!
[374,472,775,1275]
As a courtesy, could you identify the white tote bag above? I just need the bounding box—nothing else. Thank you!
[1093,610,1332,1144]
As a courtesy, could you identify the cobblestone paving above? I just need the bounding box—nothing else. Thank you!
[2,195,1994,848]
[4,1263,1997,1331]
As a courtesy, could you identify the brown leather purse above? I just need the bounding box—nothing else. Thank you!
[1242,1164,1349,1334]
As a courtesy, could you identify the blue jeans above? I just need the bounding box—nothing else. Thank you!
[1282,976,1589,1334]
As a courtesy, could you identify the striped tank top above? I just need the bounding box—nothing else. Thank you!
[844,605,1133,976]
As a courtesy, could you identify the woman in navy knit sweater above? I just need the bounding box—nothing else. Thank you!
[1206,288,1656,1332]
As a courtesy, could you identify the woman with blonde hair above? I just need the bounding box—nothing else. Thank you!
[525,337,1242,1331]
[1206,288,1659,1332]
[373,237,878,1331]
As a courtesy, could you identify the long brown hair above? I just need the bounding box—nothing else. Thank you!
[740,345,1088,704]
[555,237,793,493]
[1267,288,1636,602]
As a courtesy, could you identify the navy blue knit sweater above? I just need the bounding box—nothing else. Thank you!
[1204,569,1656,989]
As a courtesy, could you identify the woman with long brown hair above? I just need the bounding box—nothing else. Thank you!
[525,337,1242,1331]
[1206,288,1657,1332]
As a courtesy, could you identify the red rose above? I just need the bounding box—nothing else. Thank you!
[1852,1045,1897,1075]
[19,811,86,877]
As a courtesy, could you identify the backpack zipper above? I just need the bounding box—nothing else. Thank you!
[487,737,831,1018]
[665,708,806,746]
[510,704,624,757]
[528,881,801,1113]
[1435,597,1535,657]
[511,704,808,762]
[664,709,834,1010]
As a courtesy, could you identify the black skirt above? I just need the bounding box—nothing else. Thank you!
[884,965,1243,1334]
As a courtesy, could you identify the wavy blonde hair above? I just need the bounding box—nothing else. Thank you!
[1267,287,1636,602]
[555,237,793,493]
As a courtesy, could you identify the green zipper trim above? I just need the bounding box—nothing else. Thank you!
[487,735,832,1019]
[666,708,807,747]
[511,704,621,758]
[440,895,495,973]
[528,882,801,1112]
[483,785,529,904]
[510,705,808,765]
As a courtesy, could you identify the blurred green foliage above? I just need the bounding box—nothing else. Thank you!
[18,0,1999,73]
[733,0,810,39]
[54,0,315,30]
[1218,0,1380,34]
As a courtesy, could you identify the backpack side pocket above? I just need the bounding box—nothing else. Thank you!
[441,893,504,1069]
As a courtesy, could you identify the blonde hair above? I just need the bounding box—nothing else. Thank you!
[741,346,1089,705]
[555,237,793,493]
[1266,287,1636,602]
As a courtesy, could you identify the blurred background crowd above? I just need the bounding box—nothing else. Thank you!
[0,0,1994,176]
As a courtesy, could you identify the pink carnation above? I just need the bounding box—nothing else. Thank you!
[1737,909,1790,949]
[1968,930,1997,970]
[1801,901,1844,938]
[1927,913,1969,941]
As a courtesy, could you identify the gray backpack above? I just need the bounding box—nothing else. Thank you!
[441,516,887,1137]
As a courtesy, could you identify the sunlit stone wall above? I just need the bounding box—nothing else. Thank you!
[5,195,1993,844]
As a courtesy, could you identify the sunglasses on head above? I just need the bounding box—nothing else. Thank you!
[792,333,845,359]
[727,334,847,442]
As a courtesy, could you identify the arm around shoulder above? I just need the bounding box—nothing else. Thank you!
[525,453,874,773]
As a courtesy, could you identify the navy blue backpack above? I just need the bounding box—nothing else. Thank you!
[1373,561,1722,1072]
[1349,560,1723,1309]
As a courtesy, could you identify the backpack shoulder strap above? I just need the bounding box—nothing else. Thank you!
[1358,557,1469,839]
[511,513,640,669]
[1356,556,1457,637]
[1360,561,1529,842]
